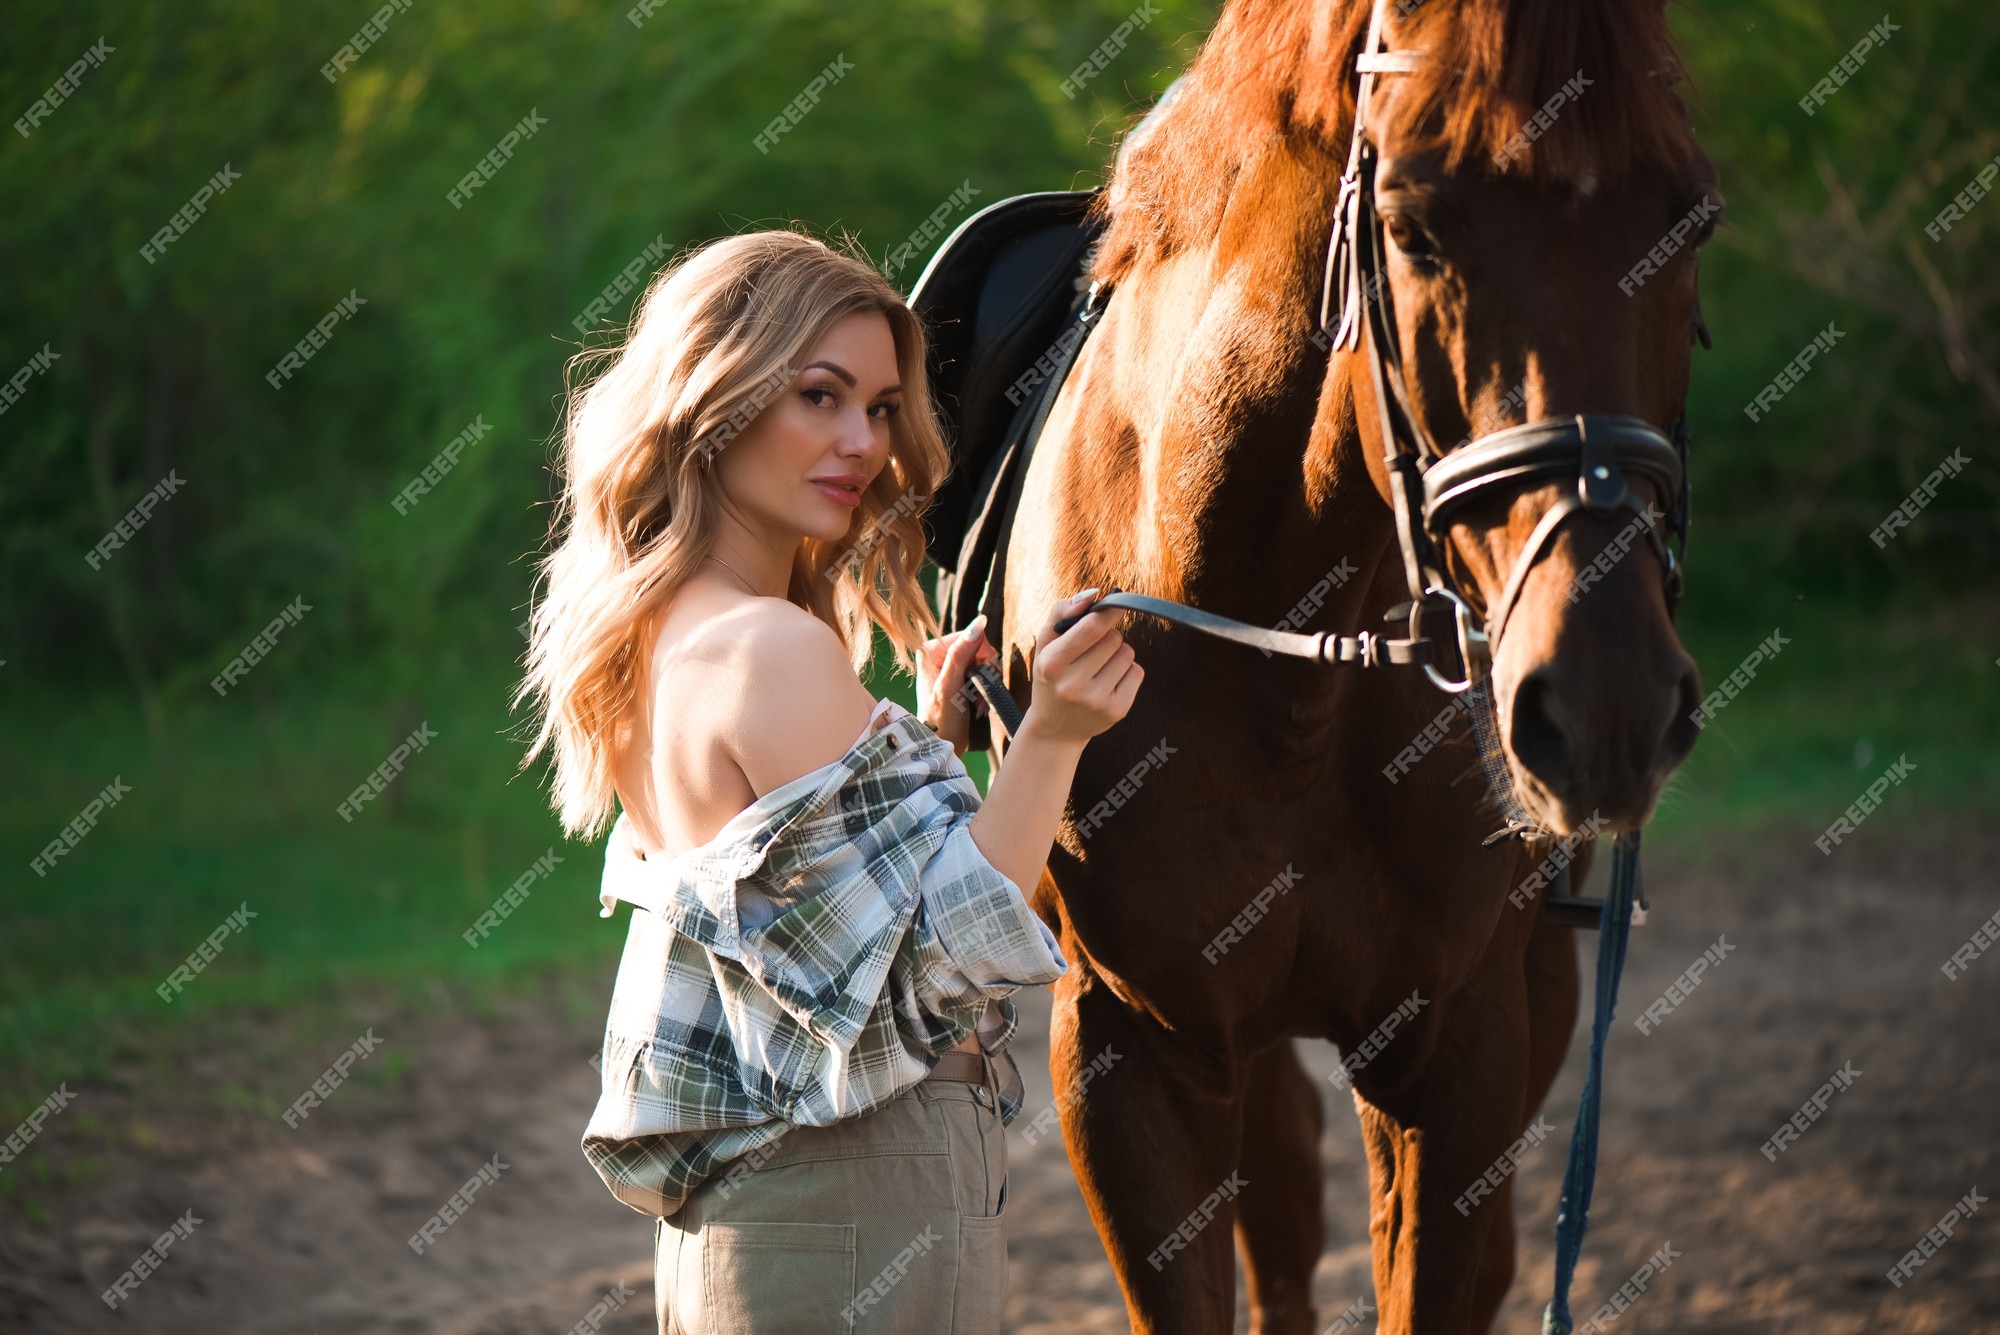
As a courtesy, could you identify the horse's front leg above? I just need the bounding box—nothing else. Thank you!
[1051,961,1247,1334]
[1351,952,1536,1335]
[1467,909,1581,1325]
[1233,1039,1325,1335]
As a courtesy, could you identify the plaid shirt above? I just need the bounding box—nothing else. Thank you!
[582,698,1068,1220]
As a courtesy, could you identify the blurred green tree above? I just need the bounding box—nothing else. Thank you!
[1,0,1992,727]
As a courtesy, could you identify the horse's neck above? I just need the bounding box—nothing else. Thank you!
[1095,234,1398,636]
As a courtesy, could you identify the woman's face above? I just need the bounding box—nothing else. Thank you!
[712,310,903,548]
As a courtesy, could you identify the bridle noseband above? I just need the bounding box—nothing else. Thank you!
[1317,0,1692,693]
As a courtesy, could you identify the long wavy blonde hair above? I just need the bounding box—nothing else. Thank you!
[516,229,951,838]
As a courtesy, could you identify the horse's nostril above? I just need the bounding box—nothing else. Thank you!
[1659,660,1701,767]
[1509,670,1570,790]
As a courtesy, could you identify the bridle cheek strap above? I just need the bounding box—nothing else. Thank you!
[1474,491,1586,659]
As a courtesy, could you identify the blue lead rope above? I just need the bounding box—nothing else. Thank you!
[1542,830,1643,1335]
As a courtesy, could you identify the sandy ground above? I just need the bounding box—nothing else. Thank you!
[3,830,1996,1333]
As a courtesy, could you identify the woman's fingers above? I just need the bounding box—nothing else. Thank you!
[1036,607,1117,677]
[1067,625,1128,683]
[941,645,981,714]
[1012,589,1145,744]
[1111,658,1144,705]
[951,615,988,663]
[1095,641,1138,691]
[922,615,988,719]
[1034,591,1099,653]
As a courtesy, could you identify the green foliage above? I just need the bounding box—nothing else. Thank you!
[2,0,1995,1114]
[1670,0,1998,588]
[4,0,1992,695]
[2,0,1208,693]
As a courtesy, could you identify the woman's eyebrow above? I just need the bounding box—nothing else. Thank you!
[803,359,856,387]
[803,359,900,395]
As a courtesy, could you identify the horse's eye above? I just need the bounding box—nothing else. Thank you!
[1683,197,1723,250]
[1382,212,1440,264]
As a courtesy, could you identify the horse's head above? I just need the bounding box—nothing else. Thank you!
[1332,0,1718,835]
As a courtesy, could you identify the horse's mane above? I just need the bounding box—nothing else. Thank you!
[1090,0,1702,286]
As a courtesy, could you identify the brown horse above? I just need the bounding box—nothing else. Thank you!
[993,0,1715,1330]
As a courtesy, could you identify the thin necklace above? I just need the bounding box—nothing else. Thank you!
[705,553,759,596]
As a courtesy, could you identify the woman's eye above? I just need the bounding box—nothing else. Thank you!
[802,385,836,407]
[869,401,901,420]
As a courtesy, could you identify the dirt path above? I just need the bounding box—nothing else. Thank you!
[3,831,1996,1332]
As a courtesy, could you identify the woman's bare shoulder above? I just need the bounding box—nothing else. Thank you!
[649,588,877,798]
[649,580,805,669]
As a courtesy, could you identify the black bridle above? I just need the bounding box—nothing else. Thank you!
[1317,0,1692,692]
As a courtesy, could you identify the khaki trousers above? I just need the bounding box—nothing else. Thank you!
[653,1078,1009,1334]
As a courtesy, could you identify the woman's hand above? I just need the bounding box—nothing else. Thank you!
[963,590,1141,894]
[917,612,998,757]
[1020,589,1142,747]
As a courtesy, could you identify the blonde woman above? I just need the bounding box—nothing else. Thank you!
[515,229,1142,1333]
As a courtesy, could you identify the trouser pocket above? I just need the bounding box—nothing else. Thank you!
[699,1220,855,1334]
[951,1210,1007,1335]
[925,1081,1009,1333]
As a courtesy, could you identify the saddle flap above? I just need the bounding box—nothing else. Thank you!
[909,188,1104,573]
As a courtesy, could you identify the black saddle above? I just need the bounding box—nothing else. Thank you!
[910,188,1106,609]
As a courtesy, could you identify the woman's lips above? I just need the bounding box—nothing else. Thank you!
[813,481,862,508]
